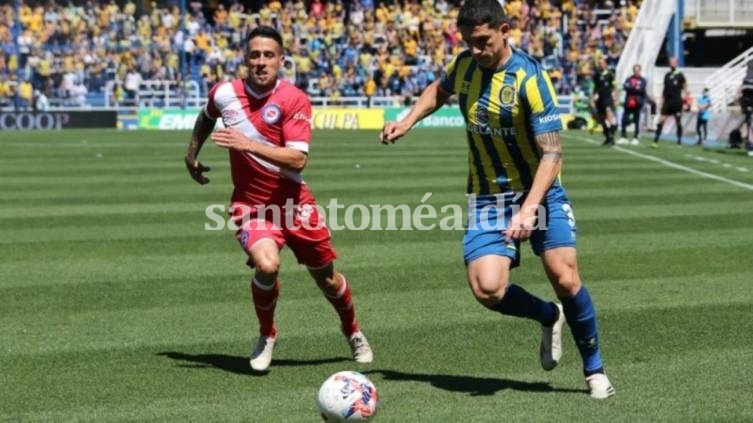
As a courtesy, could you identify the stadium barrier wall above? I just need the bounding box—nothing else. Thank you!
[138,108,202,130]
[132,107,573,131]
[135,108,385,130]
[384,107,465,128]
[311,108,384,130]
[0,111,117,130]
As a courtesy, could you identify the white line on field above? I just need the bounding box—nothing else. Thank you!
[574,137,753,191]
[682,154,749,172]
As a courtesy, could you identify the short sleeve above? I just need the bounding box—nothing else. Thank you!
[522,69,563,135]
[204,83,221,120]
[439,55,460,95]
[282,94,312,153]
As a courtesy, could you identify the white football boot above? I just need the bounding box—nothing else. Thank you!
[630,138,640,145]
[347,331,374,363]
[586,373,616,399]
[249,335,276,372]
[540,303,565,371]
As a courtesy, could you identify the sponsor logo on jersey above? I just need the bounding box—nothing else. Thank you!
[222,108,243,126]
[466,124,516,136]
[292,112,310,121]
[538,114,561,124]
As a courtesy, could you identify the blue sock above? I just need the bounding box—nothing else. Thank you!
[491,284,557,326]
[560,285,604,375]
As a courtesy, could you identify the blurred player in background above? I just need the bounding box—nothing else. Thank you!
[695,88,711,146]
[184,26,373,372]
[618,64,650,146]
[653,57,689,147]
[592,58,618,146]
[739,63,753,147]
[380,0,614,399]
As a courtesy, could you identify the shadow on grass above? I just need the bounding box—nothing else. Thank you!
[157,352,349,376]
[365,369,587,396]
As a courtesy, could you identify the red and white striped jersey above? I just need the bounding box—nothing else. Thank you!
[204,79,315,206]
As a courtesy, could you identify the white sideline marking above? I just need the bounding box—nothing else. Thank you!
[683,154,749,172]
[575,138,753,191]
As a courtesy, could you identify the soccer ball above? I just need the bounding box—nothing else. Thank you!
[317,371,378,421]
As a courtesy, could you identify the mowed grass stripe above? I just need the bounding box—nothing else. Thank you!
[3,290,753,372]
[1,216,750,282]
[4,258,753,323]
[0,179,743,208]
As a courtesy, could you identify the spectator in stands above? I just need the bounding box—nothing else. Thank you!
[18,79,33,110]
[364,76,377,108]
[71,80,88,107]
[123,67,142,100]
[34,89,49,111]
[0,75,11,107]
[0,0,643,107]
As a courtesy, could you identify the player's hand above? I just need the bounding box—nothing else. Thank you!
[379,121,409,144]
[211,128,253,151]
[505,207,537,242]
[185,155,211,185]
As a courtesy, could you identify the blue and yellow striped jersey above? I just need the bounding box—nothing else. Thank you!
[439,48,562,194]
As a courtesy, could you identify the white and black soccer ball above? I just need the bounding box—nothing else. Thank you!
[317,371,378,422]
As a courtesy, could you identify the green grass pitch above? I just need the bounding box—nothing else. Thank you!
[2,128,753,422]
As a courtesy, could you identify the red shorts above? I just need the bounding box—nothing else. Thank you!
[231,202,337,268]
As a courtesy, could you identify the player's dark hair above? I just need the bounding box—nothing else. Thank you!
[245,26,283,52]
[457,0,506,28]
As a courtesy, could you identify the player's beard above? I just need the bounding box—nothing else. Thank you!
[249,68,276,92]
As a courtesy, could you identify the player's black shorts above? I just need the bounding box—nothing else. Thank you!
[661,99,683,116]
[596,99,615,116]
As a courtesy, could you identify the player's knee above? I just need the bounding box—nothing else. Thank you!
[254,255,280,276]
[551,273,581,297]
[471,277,508,307]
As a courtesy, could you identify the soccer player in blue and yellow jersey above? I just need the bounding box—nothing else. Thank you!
[380,0,614,399]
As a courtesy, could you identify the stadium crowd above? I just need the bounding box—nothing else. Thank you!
[0,0,642,108]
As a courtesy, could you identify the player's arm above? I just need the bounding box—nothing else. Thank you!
[381,53,464,144]
[506,131,562,242]
[212,96,312,172]
[185,110,216,185]
[524,132,562,209]
[380,80,451,144]
[506,70,563,242]
[211,129,309,172]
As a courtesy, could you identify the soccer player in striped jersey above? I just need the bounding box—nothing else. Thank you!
[185,26,372,372]
[380,0,614,399]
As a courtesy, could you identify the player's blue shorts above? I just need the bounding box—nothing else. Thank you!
[463,185,577,267]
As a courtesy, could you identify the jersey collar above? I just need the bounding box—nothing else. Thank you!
[493,46,516,71]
